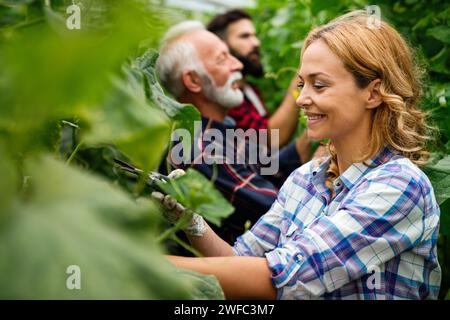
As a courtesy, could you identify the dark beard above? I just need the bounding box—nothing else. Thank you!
[230,48,264,78]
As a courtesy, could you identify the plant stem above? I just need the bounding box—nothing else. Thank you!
[66,139,84,165]
[170,234,203,257]
[156,211,192,243]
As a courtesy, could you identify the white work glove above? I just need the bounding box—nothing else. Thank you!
[151,169,207,236]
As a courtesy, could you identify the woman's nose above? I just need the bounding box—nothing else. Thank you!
[296,87,311,109]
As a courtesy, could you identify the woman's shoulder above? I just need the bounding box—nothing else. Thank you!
[362,152,436,200]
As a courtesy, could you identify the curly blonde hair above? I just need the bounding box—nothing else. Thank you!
[301,10,433,188]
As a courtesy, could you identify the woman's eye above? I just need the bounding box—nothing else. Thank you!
[297,82,327,90]
[313,82,327,89]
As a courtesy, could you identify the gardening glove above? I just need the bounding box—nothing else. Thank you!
[151,169,207,236]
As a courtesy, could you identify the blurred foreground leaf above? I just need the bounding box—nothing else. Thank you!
[175,269,225,300]
[0,156,224,299]
[82,77,171,173]
[0,143,18,219]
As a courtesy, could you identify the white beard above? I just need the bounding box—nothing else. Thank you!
[202,71,244,109]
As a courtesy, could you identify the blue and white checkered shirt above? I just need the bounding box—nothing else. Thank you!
[233,145,441,299]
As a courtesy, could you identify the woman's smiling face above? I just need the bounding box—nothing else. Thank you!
[296,39,375,144]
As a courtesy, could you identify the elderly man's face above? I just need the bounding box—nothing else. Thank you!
[192,30,243,87]
[188,30,244,108]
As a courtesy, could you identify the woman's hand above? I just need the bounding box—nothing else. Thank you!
[151,169,207,237]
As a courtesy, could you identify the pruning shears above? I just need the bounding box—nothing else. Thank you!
[113,158,169,191]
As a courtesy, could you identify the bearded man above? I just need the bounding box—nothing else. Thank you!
[207,9,301,148]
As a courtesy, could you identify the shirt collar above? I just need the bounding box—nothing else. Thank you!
[311,145,399,191]
[338,145,398,190]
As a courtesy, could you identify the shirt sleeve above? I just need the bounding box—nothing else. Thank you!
[233,172,294,257]
[264,170,427,299]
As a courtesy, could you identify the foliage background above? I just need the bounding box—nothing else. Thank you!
[0,0,449,299]
[0,0,226,299]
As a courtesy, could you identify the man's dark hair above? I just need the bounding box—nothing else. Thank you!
[207,9,252,39]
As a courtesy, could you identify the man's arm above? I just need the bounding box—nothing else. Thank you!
[166,255,277,299]
[268,76,299,147]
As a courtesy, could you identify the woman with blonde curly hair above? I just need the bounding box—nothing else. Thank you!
[159,10,441,299]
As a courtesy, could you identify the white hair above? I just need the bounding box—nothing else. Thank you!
[156,21,206,98]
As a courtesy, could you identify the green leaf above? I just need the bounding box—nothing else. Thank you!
[0,1,161,156]
[311,0,338,16]
[427,26,450,45]
[133,50,201,137]
[0,143,17,219]
[173,105,201,138]
[439,199,450,237]
[157,169,234,227]
[175,269,225,300]
[0,156,197,299]
[429,46,450,75]
[424,155,450,205]
[83,77,172,172]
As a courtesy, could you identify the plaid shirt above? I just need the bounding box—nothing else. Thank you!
[227,84,270,131]
[233,145,441,299]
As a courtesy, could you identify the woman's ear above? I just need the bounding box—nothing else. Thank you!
[182,70,202,93]
[366,78,383,110]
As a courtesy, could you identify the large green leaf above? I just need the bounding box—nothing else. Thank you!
[157,169,234,227]
[439,199,450,237]
[175,269,225,300]
[0,143,17,219]
[133,50,201,137]
[427,26,450,45]
[83,77,172,172]
[424,155,450,205]
[424,156,450,237]
[0,156,224,299]
[0,1,164,156]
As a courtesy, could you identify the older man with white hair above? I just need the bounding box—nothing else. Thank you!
[157,21,245,120]
[155,21,309,243]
